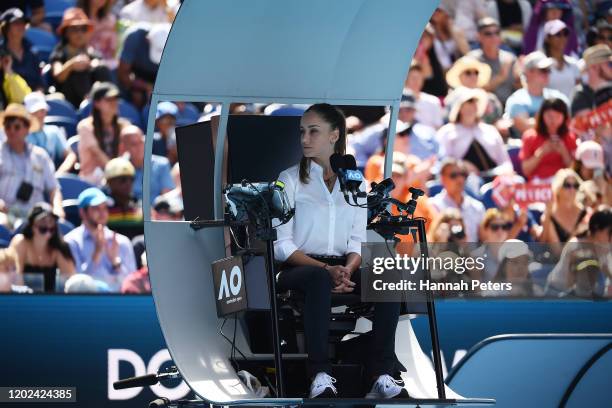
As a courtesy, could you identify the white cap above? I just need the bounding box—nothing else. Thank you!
[543,19,568,36]
[522,51,555,72]
[498,239,530,262]
[147,23,171,65]
[23,91,49,114]
[575,141,605,170]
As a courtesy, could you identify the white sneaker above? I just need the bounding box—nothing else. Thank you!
[366,374,409,399]
[309,372,337,398]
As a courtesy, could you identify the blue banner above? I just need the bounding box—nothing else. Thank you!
[1,295,610,407]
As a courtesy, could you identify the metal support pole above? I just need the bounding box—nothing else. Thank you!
[416,219,446,400]
[263,220,285,397]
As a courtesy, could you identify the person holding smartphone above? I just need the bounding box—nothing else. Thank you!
[274,103,408,399]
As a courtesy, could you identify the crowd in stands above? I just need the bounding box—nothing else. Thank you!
[0,0,609,299]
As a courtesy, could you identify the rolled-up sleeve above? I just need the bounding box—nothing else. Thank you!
[273,170,298,262]
[346,186,367,256]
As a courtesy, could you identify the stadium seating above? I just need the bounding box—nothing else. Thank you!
[57,175,94,201]
[43,0,76,32]
[25,27,58,63]
[479,182,497,209]
[66,135,80,156]
[0,225,12,248]
[46,98,78,120]
[44,116,78,138]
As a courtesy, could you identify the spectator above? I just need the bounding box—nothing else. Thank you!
[0,1,47,32]
[77,81,130,185]
[429,6,470,72]
[404,62,444,129]
[491,239,540,296]
[0,8,43,91]
[51,7,112,108]
[520,97,577,181]
[485,0,533,52]
[542,19,581,98]
[578,180,605,210]
[9,202,75,292]
[0,247,19,292]
[468,17,518,105]
[523,0,579,56]
[573,140,611,204]
[119,125,174,203]
[64,272,110,293]
[153,101,178,164]
[490,174,540,242]
[504,51,569,135]
[429,208,468,244]
[437,88,512,177]
[472,208,513,281]
[65,187,136,292]
[430,159,486,241]
[440,0,488,44]
[416,23,449,98]
[0,46,31,107]
[444,55,504,125]
[0,103,63,225]
[570,44,612,169]
[77,0,118,69]
[540,168,589,245]
[23,91,71,168]
[119,0,179,25]
[103,157,143,239]
[118,22,170,109]
[546,206,611,296]
[121,253,150,294]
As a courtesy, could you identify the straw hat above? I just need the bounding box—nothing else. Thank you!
[445,56,492,89]
[0,103,38,132]
[56,7,93,36]
[448,88,488,123]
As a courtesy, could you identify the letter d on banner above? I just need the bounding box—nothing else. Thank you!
[108,349,146,400]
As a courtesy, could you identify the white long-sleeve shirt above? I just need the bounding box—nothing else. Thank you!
[436,122,513,173]
[274,161,367,262]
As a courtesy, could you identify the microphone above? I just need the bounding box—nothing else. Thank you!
[342,155,365,200]
[330,153,350,202]
[113,373,159,389]
[149,397,171,408]
[370,178,395,198]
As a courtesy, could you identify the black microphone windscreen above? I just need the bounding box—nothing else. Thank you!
[330,153,344,173]
[343,154,357,170]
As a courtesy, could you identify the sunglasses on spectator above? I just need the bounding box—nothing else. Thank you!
[488,222,512,232]
[36,225,56,234]
[448,171,468,179]
[562,182,580,190]
[482,30,500,37]
[538,68,551,74]
[551,29,569,38]
[463,69,479,76]
[3,118,27,131]
[113,176,134,184]
[67,25,89,33]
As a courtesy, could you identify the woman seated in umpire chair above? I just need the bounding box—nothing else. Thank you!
[274,103,409,399]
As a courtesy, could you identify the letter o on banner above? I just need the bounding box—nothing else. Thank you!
[229,265,242,296]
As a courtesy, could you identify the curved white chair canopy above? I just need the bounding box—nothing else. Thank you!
[144,0,439,404]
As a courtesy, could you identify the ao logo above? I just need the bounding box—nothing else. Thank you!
[218,265,242,300]
[108,349,190,400]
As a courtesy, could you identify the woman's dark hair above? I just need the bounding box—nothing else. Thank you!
[22,203,74,262]
[77,0,112,19]
[588,206,612,236]
[535,98,570,138]
[92,100,120,157]
[299,103,346,184]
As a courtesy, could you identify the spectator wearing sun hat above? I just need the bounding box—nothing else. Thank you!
[64,186,136,292]
[24,91,70,167]
[103,157,143,239]
[0,103,64,226]
[119,0,179,25]
[444,55,503,125]
[50,7,112,108]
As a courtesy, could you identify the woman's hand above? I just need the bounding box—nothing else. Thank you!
[327,265,355,293]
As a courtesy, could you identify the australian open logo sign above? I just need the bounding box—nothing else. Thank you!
[211,256,248,317]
